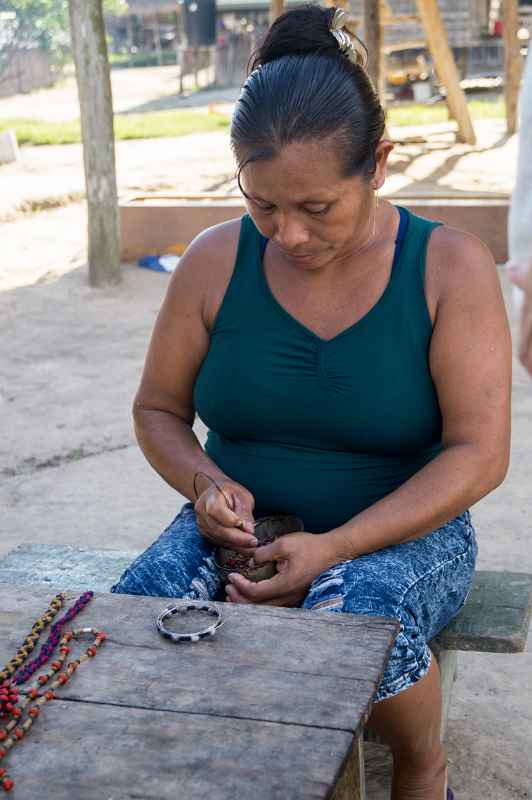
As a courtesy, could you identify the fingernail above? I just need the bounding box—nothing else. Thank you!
[250,537,258,546]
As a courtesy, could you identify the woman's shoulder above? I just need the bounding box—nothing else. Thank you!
[179,217,243,279]
[424,223,500,320]
[167,217,244,328]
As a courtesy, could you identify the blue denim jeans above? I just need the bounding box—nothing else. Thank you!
[111,503,478,703]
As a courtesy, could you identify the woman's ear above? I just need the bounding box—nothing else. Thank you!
[372,139,394,191]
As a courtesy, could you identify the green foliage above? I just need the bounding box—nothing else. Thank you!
[0,0,126,80]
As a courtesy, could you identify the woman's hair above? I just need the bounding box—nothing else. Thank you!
[230,4,386,188]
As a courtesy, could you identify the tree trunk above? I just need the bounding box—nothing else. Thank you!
[68,0,121,287]
[503,0,523,134]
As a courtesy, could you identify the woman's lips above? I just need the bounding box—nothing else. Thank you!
[283,250,315,261]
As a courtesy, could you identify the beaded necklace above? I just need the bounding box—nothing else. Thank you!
[0,593,106,793]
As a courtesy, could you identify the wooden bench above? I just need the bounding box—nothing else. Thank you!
[0,543,531,745]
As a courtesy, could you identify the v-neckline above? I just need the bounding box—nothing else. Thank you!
[257,205,409,345]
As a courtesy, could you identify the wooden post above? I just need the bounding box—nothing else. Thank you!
[503,0,522,134]
[415,0,476,145]
[269,0,284,24]
[364,0,384,101]
[68,0,121,286]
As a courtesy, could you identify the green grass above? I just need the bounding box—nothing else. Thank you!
[387,96,505,127]
[0,96,506,146]
[0,109,230,147]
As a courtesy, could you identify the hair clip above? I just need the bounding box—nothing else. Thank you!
[330,8,367,68]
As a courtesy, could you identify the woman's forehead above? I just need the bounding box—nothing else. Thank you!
[243,142,355,196]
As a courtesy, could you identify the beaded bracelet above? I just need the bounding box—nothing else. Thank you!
[156,600,224,643]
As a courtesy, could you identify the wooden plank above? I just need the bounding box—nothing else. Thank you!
[415,0,476,144]
[433,571,532,653]
[0,587,398,737]
[3,699,355,800]
[503,0,523,134]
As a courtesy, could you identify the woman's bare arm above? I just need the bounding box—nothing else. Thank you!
[133,220,240,501]
[326,226,512,558]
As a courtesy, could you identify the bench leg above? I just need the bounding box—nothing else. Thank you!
[434,647,458,741]
[330,734,366,800]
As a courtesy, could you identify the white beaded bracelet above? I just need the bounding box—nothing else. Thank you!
[156,600,224,643]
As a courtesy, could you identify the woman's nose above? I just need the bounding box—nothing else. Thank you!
[273,215,310,251]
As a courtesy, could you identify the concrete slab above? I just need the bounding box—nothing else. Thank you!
[0,543,139,592]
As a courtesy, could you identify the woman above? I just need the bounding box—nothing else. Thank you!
[112,6,511,798]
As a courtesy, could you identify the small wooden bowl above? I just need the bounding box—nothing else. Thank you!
[215,514,304,585]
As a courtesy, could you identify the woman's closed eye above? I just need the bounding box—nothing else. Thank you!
[303,204,330,216]
[253,201,276,213]
[252,200,330,216]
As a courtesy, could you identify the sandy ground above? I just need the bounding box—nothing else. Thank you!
[0,71,531,798]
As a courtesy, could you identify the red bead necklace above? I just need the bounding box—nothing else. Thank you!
[0,594,106,792]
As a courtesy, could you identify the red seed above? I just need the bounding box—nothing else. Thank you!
[2,777,14,791]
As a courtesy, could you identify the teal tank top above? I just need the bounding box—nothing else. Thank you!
[193,206,443,533]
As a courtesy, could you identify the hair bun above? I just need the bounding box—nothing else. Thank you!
[250,4,367,72]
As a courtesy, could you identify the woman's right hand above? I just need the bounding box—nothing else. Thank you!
[194,479,258,554]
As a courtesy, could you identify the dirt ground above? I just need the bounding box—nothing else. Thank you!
[0,72,531,798]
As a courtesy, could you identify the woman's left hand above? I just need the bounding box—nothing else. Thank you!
[225,531,343,607]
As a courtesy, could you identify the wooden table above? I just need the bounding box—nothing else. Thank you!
[0,586,398,800]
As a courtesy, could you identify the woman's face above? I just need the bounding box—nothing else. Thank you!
[240,138,392,272]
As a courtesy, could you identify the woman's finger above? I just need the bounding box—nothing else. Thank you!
[207,519,258,551]
[225,584,253,604]
[204,492,252,532]
[227,572,291,605]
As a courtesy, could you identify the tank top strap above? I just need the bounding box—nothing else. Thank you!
[394,205,443,284]
[389,205,443,336]
[210,214,264,333]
